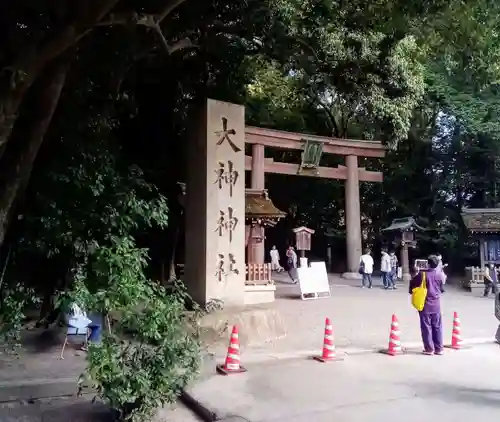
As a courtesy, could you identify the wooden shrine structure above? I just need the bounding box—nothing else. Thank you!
[184,99,386,307]
[462,208,500,267]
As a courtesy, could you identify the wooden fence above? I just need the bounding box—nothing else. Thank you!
[246,263,273,285]
[463,266,483,289]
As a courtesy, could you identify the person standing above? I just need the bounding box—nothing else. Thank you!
[409,255,445,355]
[359,248,374,288]
[381,249,394,289]
[389,251,398,285]
[269,245,283,272]
[483,263,499,297]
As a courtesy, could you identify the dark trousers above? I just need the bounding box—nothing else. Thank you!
[419,312,443,352]
[391,268,398,283]
[484,280,498,297]
[88,324,102,342]
[382,271,393,288]
[361,273,372,287]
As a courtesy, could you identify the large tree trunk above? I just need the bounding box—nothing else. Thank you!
[0,54,72,247]
[0,0,121,158]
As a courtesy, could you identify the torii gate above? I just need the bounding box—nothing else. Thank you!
[185,99,385,307]
[245,126,385,273]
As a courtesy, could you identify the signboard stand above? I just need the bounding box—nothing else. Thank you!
[297,261,331,300]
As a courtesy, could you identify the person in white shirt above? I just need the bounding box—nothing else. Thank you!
[269,245,283,272]
[381,248,395,289]
[65,303,102,351]
[436,253,448,284]
[359,248,374,288]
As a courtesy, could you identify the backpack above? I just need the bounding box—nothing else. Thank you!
[358,260,365,274]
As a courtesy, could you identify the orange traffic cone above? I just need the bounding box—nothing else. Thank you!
[380,314,403,356]
[445,312,463,350]
[216,325,247,375]
[314,317,343,362]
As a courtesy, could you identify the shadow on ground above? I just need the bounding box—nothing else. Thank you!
[406,381,500,408]
[1,398,113,422]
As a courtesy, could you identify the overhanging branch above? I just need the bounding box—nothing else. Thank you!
[96,0,196,55]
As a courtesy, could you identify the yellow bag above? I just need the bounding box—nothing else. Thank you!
[411,271,427,311]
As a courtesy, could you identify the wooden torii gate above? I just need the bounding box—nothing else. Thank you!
[184,99,386,308]
[245,126,385,276]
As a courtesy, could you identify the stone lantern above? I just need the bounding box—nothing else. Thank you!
[381,217,425,282]
[293,226,315,267]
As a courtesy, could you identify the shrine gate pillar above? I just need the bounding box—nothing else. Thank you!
[344,155,363,277]
[248,143,265,264]
[185,99,246,306]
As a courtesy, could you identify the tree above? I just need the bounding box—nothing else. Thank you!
[0,0,199,247]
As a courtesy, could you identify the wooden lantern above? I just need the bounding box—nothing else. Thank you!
[293,226,315,251]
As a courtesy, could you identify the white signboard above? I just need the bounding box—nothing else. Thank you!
[297,261,331,300]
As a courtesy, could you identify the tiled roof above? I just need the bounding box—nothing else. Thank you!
[381,217,425,232]
[245,189,286,219]
[461,208,500,233]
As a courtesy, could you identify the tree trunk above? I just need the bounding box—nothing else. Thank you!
[0,0,121,158]
[0,54,72,247]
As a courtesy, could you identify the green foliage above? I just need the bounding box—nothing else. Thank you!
[0,282,38,353]
[79,278,200,421]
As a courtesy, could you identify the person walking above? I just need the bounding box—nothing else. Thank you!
[286,246,298,283]
[483,263,499,297]
[381,249,394,289]
[269,245,283,272]
[359,248,374,288]
[389,251,398,285]
[495,288,500,344]
[409,255,445,355]
[436,253,447,284]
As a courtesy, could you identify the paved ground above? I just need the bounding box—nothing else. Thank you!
[190,343,500,422]
[2,275,497,386]
[1,275,498,421]
[0,396,203,421]
[205,274,498,360]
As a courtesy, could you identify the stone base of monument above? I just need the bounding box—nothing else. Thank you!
[244,284,276,305]
[341,272,362,280]
[199,305,286,348]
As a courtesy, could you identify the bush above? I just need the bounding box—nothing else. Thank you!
[76,239,201,421]
[0,282,38,354]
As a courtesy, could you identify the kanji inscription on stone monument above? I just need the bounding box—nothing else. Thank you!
[214,160,239,197]
[214,207,238,242]
[215,117,241,153]
[215,253,239,281]
[228,253,239,275]
[215,253,226,283]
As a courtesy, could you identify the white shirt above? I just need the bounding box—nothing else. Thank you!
[380,253,391,272]
[360,254,374,274]
[66,303,92,329]
[270,249,280,262]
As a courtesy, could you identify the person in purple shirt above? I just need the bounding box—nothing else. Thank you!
[409,255,445,355]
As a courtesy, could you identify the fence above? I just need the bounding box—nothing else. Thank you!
[246,263,273,285]
[463,266,483,289]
